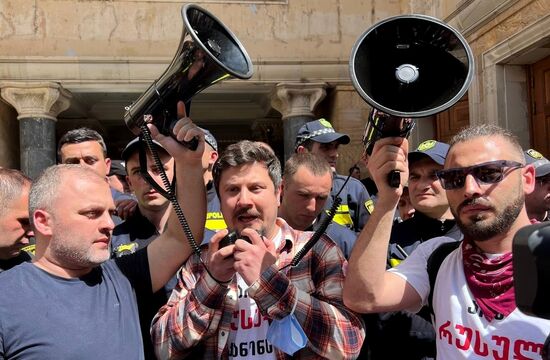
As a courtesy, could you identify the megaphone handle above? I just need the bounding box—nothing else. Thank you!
[387,170,401,188]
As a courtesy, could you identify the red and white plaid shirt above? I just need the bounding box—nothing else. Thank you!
[151,218,365,359]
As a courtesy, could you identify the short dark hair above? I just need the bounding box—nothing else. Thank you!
[213,140,282,196]
[449,124,524,162]
[284,152,332,181]
[57,128,108,160]
[0,169,31,217]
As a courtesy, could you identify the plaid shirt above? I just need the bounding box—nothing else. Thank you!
[151,218,365,359]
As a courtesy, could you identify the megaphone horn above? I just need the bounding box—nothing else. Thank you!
[350,14,474,187]
[349,14,474,118]
[124,3,253,148]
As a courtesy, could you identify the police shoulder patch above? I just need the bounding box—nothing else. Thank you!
[115,242,139,257]
[364,199,375,214]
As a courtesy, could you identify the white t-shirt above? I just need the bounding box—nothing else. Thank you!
[390,237,550,359]
[227,229,283,360]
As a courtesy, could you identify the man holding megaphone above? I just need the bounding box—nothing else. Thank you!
[344,124,550,359]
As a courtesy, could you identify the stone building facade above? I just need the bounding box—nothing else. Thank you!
[0,0,548,177]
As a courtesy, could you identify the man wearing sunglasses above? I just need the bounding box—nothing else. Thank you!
[524,149,550,222]
[365,140,463,360]
[344,124,550,359]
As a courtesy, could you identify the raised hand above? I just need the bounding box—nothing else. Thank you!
[147,101,205,164]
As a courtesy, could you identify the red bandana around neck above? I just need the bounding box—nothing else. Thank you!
[461,238,516,322]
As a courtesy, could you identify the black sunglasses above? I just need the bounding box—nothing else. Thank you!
[436,160,524,190]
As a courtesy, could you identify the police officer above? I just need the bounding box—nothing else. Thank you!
[295,119,374,232]
[524,148,550,222]
[200,128,227,244]
[278,152,358,259]
[365,139,462,360]
[111,137,174,258]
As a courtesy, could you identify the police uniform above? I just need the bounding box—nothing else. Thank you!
[0,251,32,273]
[326,173,374,232]
[111,208,158,257]
[295,118,374,232]
[308,219,357,259]
[203,181,226,245]
[388,211,462,266]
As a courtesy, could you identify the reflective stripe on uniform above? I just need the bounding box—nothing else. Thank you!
[327,204,353,227]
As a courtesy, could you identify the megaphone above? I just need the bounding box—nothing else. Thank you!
[124,3,253,149]
[349,14,474,186]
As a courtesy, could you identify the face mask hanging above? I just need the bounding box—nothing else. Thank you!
[266,295,308,355]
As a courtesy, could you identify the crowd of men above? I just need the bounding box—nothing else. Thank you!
[0,106,549,359]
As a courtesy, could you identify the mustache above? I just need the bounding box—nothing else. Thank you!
[457,197,492,213]
[234,208,261,218]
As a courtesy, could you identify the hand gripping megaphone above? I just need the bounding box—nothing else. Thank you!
[349,14,474,186]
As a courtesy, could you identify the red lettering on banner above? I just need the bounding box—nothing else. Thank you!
[455,324,473,350]
[437,320,545,358]
[513,339,543,359]
[473,330,489,356]
[230,308,269,331]
[240,309,253,329]
[231,310,238,331]
[491,335,510,360]
[254,309,262,327]
[439,320,453,344]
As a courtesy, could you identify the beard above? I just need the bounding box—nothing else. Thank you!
[49,225,110,269]
[452,193,524,242]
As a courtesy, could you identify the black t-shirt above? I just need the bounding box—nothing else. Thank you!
[111,211,173,359]
[0,249,153,359]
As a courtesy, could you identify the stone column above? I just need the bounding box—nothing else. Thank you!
[271,82,327,161]
[1,82,72,179]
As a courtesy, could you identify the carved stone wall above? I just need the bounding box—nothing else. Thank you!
[0,0,547,167]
